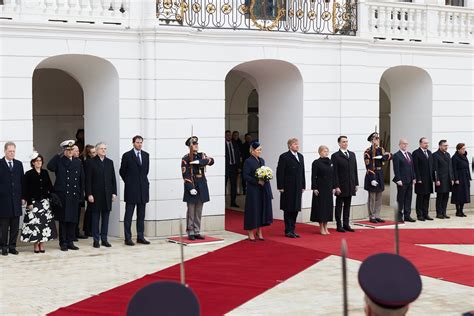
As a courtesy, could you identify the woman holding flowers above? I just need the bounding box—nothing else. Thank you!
[242,141,273,241]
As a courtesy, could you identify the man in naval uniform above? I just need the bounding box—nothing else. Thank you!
[181,136,214,240]
[364,132,391,223]
[47,140,85,251]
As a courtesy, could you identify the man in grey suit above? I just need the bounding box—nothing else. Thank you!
[433,140,454,219]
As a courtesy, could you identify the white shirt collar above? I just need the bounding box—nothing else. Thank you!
[290,150,298,156]
[5,158,13,164]
[340,149,348,154]
[133,148,141,155]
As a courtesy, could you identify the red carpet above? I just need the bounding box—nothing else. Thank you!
[49,239,329,316]
[226,210,474,287]
[167,236,224,245]
[50,209,473,316]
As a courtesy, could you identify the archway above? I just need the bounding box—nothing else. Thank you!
[379,66,433,207]
[33,54,121,236]
[225,60,304,219]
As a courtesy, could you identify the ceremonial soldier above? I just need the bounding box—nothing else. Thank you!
[358,253,422,316]
[182,136,214,240]
[47,140,85,251]
[364,132,391,223]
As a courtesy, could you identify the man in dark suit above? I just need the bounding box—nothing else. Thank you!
[86,142,117,248]
[276,138,305,238]
[241,133,252,195]
[119,135,150,246]
[225,130,241,207]
[433,139,454,219]
[48,140,85,251]
[0,142,24,255]
[412,137,434,221]
[392,139,416,223]
[332,136,358,232]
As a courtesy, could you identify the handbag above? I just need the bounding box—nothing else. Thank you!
[49,192,63,212]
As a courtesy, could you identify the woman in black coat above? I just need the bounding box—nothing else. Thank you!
[310,146,335,235]
[21,152,57,253]
[451,143,471,217]
[242,141,273,241]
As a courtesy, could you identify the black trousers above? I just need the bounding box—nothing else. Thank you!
[397,183,413,220]
[225,165,238,204]
[335,196,352,228]
[284,211,298,234]
[92,208,110,242]
[416,194,430,218]
[124,203,146,241]
[435,192,449,216]
[75,204,83,236]
[83,206,92,235]
[0,216,19,250]
[59,221,76,247]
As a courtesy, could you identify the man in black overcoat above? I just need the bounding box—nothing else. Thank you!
[0,142,24,255]
[225,130,241,207]
[276,138,305,238]
[119,135,150,246]
[86,142,117,248]
[433,140,454,219]
[392,139,416,223]
[332,136,358,232]
[412,137,434,221]
[47,140,85,251]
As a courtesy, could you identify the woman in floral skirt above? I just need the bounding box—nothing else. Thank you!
[21,152,57,253]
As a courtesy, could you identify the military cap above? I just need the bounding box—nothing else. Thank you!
[358,253,422,309]
[367,132,379,142]
[185,136,199,147]
[60,140,75,150]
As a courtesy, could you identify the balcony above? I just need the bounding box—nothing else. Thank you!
[359,1,474,45]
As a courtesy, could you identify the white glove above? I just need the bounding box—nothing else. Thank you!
[190,189,198,195]
[190,160,200,165]
[371,180,379,187]
[374,155,383,160]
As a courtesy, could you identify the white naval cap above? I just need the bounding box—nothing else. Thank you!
[60,140,75,149]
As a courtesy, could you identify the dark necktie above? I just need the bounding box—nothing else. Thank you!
[424,150,428,158]
[137,151,142,165]
[228,142,235,165]
[344,151,349,159]
[404,152,410,163]
[8,161,13,171]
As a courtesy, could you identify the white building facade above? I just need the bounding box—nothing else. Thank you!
[0,0,472,237]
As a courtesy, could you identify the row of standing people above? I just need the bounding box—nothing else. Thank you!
[241,134,471,241]
[0,135,151,255]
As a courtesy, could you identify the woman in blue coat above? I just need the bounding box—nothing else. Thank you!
[451,143,471,217]
[242,141,273,241]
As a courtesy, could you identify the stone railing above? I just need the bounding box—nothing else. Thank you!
[358,1,473,44]
[0,0,130,26]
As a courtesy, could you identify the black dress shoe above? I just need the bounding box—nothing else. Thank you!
[405,217,416,222]
[77,234,88,239]
[285,233,296,238]
[230,203,240,208]
[417,217,425,221]
[68,244,79,250]
[137,238,150,245]
[375,218,385,223]
[369,218,378,223]
[436,215,445,219]
[343,226,355,232]
[60,245,68,251]
[293,233,301,238]
[461,213,467,217]
[194,235,205,240]
[188,235,196,241]
[9,249,18,255]
[93,241,100,248]
[73,238,79,242]
[443,214,450,219]
[336,227,346,233]
[2,249,8,256]
[101,240,112,247]
[425,216,434,221]
[125,240,135,246]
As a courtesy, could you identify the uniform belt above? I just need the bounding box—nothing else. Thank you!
[374,167,382,170]
[195,174,203,178]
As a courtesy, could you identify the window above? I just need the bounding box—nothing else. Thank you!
[446,0,464,6]
[245,0,286,20]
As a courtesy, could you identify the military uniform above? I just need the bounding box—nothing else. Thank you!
[47,140,85,251]
[363,133,391,222]
[182,136,214,239]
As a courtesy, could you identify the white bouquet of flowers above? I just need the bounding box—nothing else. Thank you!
[255,166,273,182]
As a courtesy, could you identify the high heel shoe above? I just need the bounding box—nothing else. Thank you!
[257,237,265,241]
[40,249,45,253]
[247,237,257,242]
